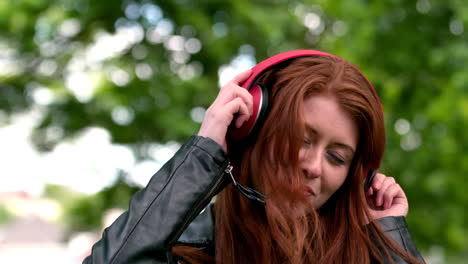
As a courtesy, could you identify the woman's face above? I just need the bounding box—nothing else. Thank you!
[299,94,358,208]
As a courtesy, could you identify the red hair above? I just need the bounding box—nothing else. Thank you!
[174,57,422,264]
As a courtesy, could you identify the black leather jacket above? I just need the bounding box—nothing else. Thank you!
[83,135,425,264]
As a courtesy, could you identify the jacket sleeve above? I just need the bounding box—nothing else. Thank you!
[375,216,426,263]
[83,135,229,264]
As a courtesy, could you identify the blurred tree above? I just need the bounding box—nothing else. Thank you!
[0,204,13,225]
[62,173,140,232]
[1,0,468,260]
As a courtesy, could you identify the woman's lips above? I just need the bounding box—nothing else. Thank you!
[303,187,315,196]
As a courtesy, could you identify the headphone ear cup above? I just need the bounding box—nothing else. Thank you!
[363,169,377,191]
[229,82,270,141]
[250,82,270,135]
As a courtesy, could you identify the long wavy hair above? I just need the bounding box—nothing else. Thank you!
[174,57,422,264]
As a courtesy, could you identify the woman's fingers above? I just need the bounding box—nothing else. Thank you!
[224,97,250,128]
[371,172,386,191]
[381,183,400,209]
[216,82,253,113]
[209,85,253,127]
[230,69,252,85]
[372,174,395,207]
[198,69,253,151]
[367,173,409,219]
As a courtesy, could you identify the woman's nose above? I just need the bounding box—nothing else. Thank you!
[300,148,323,179]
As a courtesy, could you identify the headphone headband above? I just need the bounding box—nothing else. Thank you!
[231,50,381,140]
[240,50,379,102]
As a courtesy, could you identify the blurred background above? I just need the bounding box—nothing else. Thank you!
[0,0,467,263]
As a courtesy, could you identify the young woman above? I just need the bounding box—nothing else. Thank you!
[84,50,425,264]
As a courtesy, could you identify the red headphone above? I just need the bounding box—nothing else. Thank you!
[229,50,379,188]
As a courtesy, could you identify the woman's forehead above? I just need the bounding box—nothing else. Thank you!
[302,95,359,149]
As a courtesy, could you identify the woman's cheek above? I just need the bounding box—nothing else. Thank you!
[330,170,348,193]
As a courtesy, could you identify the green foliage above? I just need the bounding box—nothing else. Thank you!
[1,0,468,259]
[0,204,13,225]
[44,183,82,204]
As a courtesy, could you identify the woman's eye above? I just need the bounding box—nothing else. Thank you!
[327,152,346,165]
[303,139,312,146]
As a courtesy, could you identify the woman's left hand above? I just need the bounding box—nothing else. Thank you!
[366,173,408,221]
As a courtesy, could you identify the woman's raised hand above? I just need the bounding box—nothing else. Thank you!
[198,69,253,152]
[366,173,409,220]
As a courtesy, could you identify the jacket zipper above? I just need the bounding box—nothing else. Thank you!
[225,163,267,205]
[168,162,267,246]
